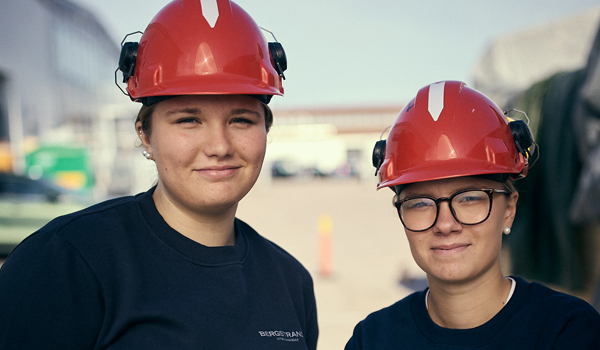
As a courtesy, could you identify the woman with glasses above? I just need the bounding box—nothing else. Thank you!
[346,81,600,349]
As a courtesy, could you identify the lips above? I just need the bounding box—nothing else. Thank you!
[431,243,470,255]
[196,165,241,179]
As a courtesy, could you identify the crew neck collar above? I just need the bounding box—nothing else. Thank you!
[136,187,248,266]
[413,276,529,346]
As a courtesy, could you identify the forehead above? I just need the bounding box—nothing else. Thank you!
[154,94,263,114]
[401,177,502,197]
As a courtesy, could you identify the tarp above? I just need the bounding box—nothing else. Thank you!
[505,16,600,292]
[473,8,600,107]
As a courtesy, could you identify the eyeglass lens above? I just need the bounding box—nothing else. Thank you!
[399,190,492,232]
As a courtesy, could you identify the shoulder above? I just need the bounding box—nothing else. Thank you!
[12,192,147,256]
[1,191,153,297]
[355,291,419,330]
[346,292,422,349]
[515,276,597,313]
[48,194,141,233]
[512,276,600,346]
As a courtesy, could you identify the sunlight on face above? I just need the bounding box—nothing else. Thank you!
[399,177,518,284]
[142,95,267,217]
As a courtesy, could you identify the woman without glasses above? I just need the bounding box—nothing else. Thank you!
[0,1,318,348]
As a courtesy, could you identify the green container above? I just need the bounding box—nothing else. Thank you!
[25,145,93,190]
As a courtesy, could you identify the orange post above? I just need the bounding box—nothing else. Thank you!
[318,213,333,278]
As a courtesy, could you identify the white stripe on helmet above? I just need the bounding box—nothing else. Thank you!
[428,81,445,122]
[200,0,219,28]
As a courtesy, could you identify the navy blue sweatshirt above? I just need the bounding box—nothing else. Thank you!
[0,188,318,349]
[346,276,600,349]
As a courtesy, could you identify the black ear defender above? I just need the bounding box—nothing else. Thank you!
[373,126,391,175]
[115,31,143,96]
[510,119,534,157]
[268,42,287,79]
[373,140,386,175]
[260,27,287,80]
[504,109,539,166]
[118,42,139,83]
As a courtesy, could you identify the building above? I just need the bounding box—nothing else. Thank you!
[266,106,399,180]
[0,0,132,192]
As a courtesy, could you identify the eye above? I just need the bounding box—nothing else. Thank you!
[229,108,263,126]
[455,191,487,204]
[403,198,435,210]
[231,117,254,124]
[176,117,200,124]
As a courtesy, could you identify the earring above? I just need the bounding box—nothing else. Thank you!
[142,150,153,160]
[503,227,511,235]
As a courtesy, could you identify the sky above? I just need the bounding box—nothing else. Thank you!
[73,0,600,110]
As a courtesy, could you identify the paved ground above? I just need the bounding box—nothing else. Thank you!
[237,177,425,349]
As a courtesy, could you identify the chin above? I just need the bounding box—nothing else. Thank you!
[426,266,473,283]
[192,198,239,214]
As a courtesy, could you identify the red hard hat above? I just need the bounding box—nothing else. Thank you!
[374,81,532,190]
[118,0,285,104]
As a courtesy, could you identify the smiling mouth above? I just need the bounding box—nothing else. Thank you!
[196,166,241,178]
[200,165,240,171]
[431,244,470,254]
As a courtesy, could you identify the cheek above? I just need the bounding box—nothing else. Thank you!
[488,207,508,235]
[242,134,267,161]
[153,133,198,165]
[256,142,267,161]
[473,224,503,256]
[405,232,426,255]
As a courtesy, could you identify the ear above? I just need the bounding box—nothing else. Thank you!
[136,121,152,154]
[503,191,519,228]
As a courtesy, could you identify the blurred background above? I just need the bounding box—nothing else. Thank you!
[2,0,600,348]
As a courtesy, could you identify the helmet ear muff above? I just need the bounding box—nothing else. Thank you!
[372,140,386,175]
[118,42,139,83]
[509,119,535,158]
[268,42,287,79]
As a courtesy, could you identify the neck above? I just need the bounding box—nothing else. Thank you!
[426,270,512,329]
[152,184,237,247]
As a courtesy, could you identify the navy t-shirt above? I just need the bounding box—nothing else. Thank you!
[0,188,318,349]
[346,276,600,349]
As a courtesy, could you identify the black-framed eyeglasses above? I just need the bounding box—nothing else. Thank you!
[394,189,511,232]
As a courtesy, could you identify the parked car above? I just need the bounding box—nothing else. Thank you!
[0,173,89,258]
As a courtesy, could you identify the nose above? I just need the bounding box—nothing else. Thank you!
[203,124,234,158]
[432,201,462,235]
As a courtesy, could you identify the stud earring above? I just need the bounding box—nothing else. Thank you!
[503,227,511,235]
[142,150,153,160]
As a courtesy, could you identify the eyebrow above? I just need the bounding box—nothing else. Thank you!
[402,184,491,198]
[231,108,262,118]
[164,107,201,116]
[164,108,262,117]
